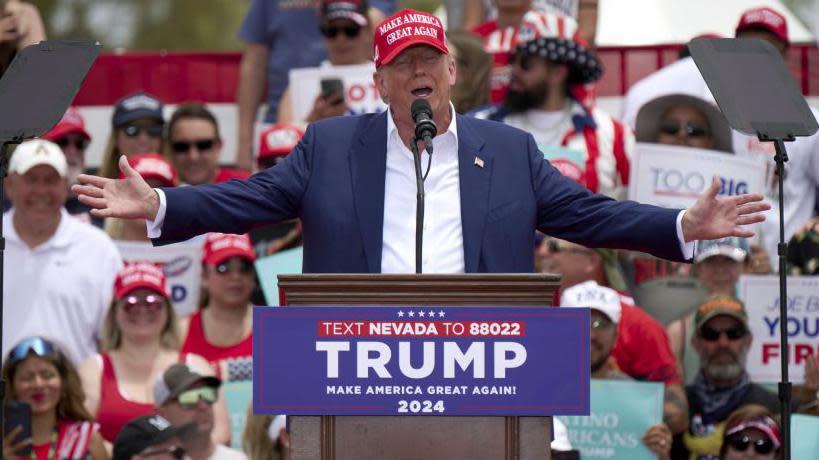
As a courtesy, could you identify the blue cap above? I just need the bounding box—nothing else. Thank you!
[112,92,164,127]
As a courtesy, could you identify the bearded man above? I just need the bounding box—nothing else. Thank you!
[673,295,779,459]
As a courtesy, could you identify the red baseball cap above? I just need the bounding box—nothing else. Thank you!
[202,233,256,265]
[114,262,169,299]
[257,124,304,161]
[119,153,177,187]
[735,6,789,47]
[42,107,91,142]
[373,9,448,68]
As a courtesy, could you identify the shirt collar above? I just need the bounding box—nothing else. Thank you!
[387,102,458,147]
[4,208,74,250]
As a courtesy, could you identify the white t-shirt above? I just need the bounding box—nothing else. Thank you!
[2,209,123,364]
[209,444,248,460]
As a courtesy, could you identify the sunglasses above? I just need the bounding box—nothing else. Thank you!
[141,446,187,459]
[215,259,254,275]
[55,137,89,150]
[511,54,534,72]
[122,124,164,138]
[320,25,361,39]
[121,294,165,314]
[7,337,57,365]
[725,434,775,455]
[658,121,710,138]
[699,325,747,342]
[171,139,216,154]
[177,386,218,409]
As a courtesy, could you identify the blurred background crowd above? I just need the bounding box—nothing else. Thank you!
[2,1,819,459]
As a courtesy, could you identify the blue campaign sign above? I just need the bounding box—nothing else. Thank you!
[253,306,590,416]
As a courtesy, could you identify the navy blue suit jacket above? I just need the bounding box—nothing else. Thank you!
[156,112,685,272]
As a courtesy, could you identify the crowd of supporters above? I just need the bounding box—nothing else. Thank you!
[2,1,819,459]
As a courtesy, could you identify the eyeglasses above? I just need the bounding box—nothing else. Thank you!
[7,337,57,365]
[170,139,216,154]
[177,386,218,409]
[591,318,614,331]
[320,25,362,39]
[658,121,710,138]
[699,325,747,342]
[215,259,254,275]
[141,446,187,459]
[122,124,164,138]
[55,137,89,150]
[121,294,165,314]
[725,434,775,455]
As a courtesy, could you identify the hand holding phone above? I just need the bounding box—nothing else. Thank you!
[3,400,33,457]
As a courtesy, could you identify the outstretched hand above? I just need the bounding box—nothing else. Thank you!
[681,177,770,242]
[72,155,160,220]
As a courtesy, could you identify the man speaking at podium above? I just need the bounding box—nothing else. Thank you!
[74,9,769,274]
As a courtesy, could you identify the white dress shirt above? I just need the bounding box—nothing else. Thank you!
[148,109,695,267]
[381,106,464,273]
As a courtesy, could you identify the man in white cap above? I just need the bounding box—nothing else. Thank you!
[561,280,674,459]
[2,139,123,364]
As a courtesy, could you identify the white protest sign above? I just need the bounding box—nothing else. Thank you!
[628,143,766,209]
[289,63,386,123]
[116,239,204,317]
[738,275,819,384]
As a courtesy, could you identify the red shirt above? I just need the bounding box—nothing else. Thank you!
[214,167,251,183]
[180,311,253,382]
[472,20,518,104]
[96,353,189,442]
[612,296,682,385]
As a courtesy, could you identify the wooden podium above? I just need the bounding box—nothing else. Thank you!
[278,273,561,460]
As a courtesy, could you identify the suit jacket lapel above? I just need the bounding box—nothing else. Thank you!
[456,114,490,273]
[349,112,388,273]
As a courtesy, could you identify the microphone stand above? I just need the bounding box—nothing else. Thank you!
[411,136,424,274]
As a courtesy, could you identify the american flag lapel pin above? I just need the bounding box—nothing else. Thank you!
[474,156,484,168]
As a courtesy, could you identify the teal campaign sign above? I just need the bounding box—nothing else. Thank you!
[558,379,664,460]
[222,380,253,449]
[255,246,303,305]
[792,414,819,459]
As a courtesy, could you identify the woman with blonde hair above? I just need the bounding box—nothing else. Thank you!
[2,336,107,459]
[78,262,230,446]
[98,91,168,179]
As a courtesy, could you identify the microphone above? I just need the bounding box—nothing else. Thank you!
[411,99,437,155]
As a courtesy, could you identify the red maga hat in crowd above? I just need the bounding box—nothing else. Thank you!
[735,6,789,47]
[42,107,91,142]
[257,124,304,161]
[119,153,177,187]
[373,9,448,68]
[202,233,256,265]
[114,262,169,299]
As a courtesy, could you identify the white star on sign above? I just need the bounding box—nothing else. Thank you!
[397,310,404,317]
[408,311,415,317]
[418,311,426,317]
[438,311,445,317]
[428,310,436,318]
